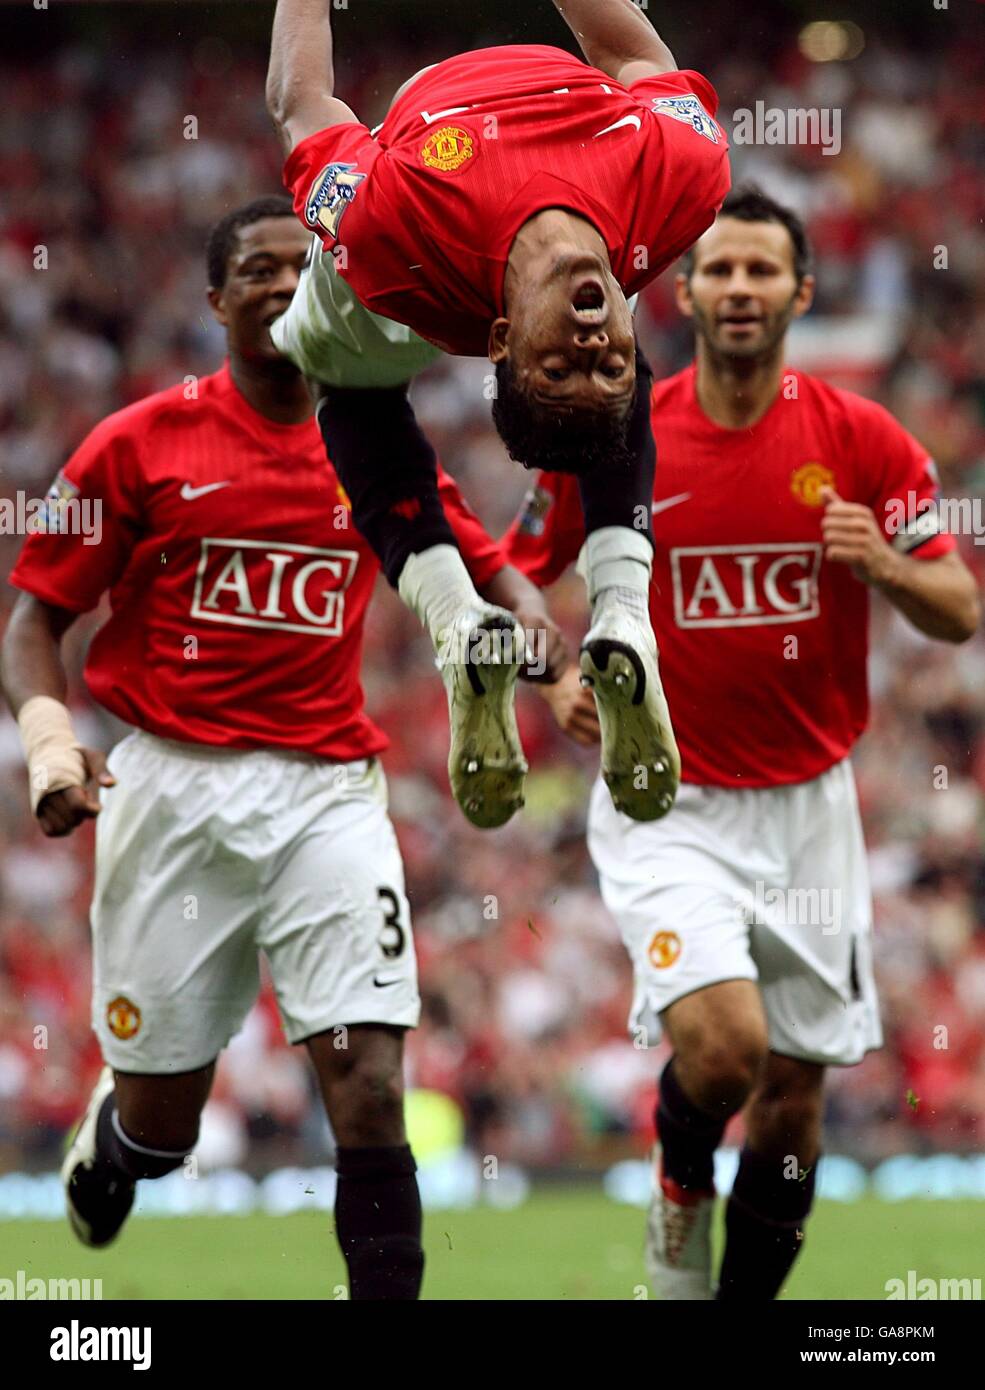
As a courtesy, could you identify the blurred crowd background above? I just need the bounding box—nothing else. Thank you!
[1,1,984,1175]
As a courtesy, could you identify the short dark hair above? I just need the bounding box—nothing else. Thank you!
[491,358,637,475]
[683,184,813,283]
[206,195,297,289]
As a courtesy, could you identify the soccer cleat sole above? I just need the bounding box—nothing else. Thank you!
[579,637,679,822]
[448,617,527,830]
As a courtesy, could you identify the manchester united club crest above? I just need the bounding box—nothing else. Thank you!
[305,162,367,238]
[647,930,682,969]
[790,462,836,507]
[106,996,141,1041]
[420,126,475,173]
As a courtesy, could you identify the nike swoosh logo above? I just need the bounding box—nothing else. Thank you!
[180,482,232,501]
[651,491,692,516]
[372,976,401,989]
[421,106,471,124]
[594,114,642,139]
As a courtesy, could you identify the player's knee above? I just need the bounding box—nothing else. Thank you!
[686,1030,768,1113]
[349,1059,404,1118]
[327,1056,405,1141]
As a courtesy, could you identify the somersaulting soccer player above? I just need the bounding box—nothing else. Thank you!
[265,0,731,828]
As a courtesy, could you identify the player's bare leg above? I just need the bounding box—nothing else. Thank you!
[62,1063,214,1248]
[306,1024,424,1301]
[646,980,768,1299]
[314,382,526,829]
[577,352,680,822]
[716,1053,825,1301]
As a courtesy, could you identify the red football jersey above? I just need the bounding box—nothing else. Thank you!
[284,45,730,355]
[505,365,955,788]
[10,363,505,760]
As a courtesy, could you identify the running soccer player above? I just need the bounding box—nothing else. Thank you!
[265,0,731,828]
[504,187,980,1299]
[1,196,559,1301]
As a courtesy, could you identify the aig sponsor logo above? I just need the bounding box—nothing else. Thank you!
[191,538,358,637]
[670,543,822,629]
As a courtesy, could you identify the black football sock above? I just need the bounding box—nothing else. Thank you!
[95,1094,191,1181]
[656,1057,728,1194]
[315,384,459,586]
[335,1144,424,1300]
[577,346,656,543]
[716,1146,819,1300]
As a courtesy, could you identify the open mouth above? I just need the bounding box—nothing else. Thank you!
[572,278,606,314]
[719,314,761,328]
[571,280,609,330]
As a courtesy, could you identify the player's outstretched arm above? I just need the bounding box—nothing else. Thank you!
[266,0,360,155]
[0,594,115,836]
[551,0,677,84]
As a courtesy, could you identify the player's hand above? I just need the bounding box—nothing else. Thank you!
[538,665,601,745]
[820,487,900,586]
[36,748,117,838]
[512,605,568,683]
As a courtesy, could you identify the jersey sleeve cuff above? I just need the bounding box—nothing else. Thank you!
[7,573,95,615]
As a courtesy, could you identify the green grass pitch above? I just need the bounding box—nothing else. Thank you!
[2,1192,980,1300]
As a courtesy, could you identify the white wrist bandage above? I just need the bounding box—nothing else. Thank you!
[16,696,87,813]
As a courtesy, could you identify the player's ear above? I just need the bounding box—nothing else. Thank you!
[793,273,816,320]
[488,318,510,364]
[674,272,694,318]
[207,286,230,328]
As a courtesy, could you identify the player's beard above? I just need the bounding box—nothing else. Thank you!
[693,294,798,370]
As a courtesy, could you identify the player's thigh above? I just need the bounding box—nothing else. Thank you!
[258,760,420,1047]
[745,1052,826,1162]
[114,1062,217,1151]
[92,733,263,1075]
[663,978,769,1087]
[755,759,881,1067]
[273,237,442,387]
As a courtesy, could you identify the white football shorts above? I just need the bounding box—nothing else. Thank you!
[271,234,442,387]
[588,757,882,1066]
[91,731,419,1073]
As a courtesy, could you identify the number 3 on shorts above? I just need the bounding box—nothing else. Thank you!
[377,886,407,959]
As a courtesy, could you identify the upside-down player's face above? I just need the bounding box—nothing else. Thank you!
[676,217,815,360]
[490,252,637,418]
[207,217,311,361]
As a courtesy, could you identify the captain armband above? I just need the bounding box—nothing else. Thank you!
[890,506,942,555]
